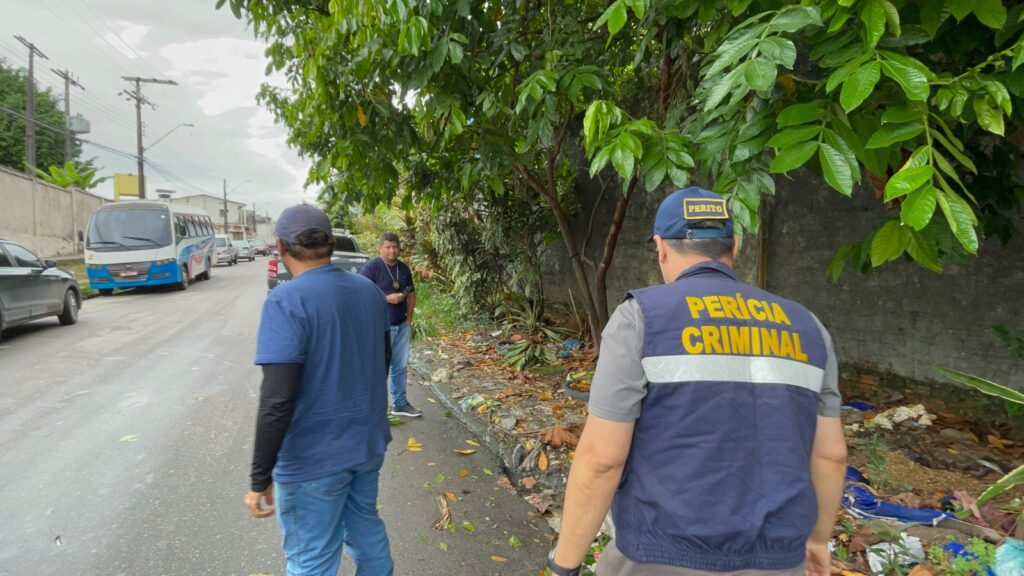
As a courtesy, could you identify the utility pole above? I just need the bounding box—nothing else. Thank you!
[222,179,229,234]
[121,76,178,199]
[15,36,48,174]
[52,68,84,163]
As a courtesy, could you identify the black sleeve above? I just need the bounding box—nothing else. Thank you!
[250,363,302,492]
[385,330,392,370]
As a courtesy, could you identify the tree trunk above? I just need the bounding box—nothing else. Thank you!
[595,176,638,327]
[515,163,603,348]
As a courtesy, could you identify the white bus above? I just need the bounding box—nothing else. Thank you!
[84,201,216,294]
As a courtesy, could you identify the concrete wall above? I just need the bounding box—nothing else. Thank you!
[0,166,109,258]
[541,170,1023,401]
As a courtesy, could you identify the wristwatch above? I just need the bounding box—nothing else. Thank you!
[547,548,582,576]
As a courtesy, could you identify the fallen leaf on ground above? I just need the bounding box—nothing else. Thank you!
[508,535,522,549]
[890,492,922,508]
[444,492,457,502]
[119,435,138,443]
[454,449,477,456]
[497,476,518,495]
[482,468,494,476]
[461,520,476,533]
[490,556,507,562]
[538,392,554,401]
[520,476,537,488]
[431,495,452,530]
[426,397,437,404]
[538,450,549,471]
[540,425,581,449]
[438,542,448,551]
[459,469,469,477]
[407,437,423,452]
[466,439,481,446]
[908,566,933,576]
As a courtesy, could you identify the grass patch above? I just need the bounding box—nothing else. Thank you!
[56,259,97,297]
[412,280,465,341]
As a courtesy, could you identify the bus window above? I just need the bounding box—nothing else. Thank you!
[187,217,199,237]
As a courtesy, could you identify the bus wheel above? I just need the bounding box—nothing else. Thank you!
[98,289,113,296]
[178,267,189,291]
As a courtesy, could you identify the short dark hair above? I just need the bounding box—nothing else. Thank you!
[380,232,401,246]
[662,221,734,260]
[281,228,334,261]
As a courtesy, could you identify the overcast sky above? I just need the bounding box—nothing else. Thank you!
[0,0,315,218]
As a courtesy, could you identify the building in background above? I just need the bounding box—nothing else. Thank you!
[171,194,249,238]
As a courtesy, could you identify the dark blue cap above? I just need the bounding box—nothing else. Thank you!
[275,204,332,243]
[652,187,734,240]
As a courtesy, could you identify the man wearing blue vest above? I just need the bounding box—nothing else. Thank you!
[547,188,847,576]
[245,204,394,576]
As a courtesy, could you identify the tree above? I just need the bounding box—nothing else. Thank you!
[584,0,1024,277]
[222,0,1023,345]
[0,61,82,171]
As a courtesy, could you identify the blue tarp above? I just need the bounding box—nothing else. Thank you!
[842,466,954,525]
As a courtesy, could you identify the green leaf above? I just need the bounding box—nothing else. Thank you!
[776,101,826,127]
[860,0,887,47]
[973,97,1005,135]
[936,191,979,253]
[770,141,819,173]
[826,53,873,93]
[976,463,1024,507]
[743,58,778,92]
[703,68,742,111]
[595,1,629,38]
[766,125,821,148]
[948,0,973,20]
[885,165,933,201]
[704,34,761,79]
[870,219,909,266]
[973,0,1007,28]
[448,40,464,64]
[819,142,854,195]
[823,129,861,181]
[881,104,922,124]
[881,60,930,100]
[840,61,882,112]
[907,230,943,271]
[881,0,901,35]
[1013,44,1024,71]
[935,366,1024,404]
[983,80,1012,115]
[900,185,937,229]
[865,122,925,148]
[920,0,948,36]
[758,37,797,68]
[768,6,822,32]
[827,243,859,281]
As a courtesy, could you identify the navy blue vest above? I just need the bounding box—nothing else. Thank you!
[612,261,828,571]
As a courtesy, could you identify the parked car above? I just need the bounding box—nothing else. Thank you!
[267,231,370,290]
[214,235,238,266]
[233,239,255,262]
[250,239,270,256]
[0,238,82,342]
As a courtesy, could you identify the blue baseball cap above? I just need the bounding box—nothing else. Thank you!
[275,204,332,243]
[652,187,734,240]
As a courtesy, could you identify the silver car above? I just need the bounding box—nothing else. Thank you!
[215,235,238,266]
[233,239,255,262]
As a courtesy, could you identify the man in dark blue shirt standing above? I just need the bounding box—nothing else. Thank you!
[245,204,394,576]
[359,232,422,418]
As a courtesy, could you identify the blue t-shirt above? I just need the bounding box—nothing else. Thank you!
[359,257,415,326]
[254,264,392,484]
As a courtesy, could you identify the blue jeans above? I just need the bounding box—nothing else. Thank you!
[388,323,411,407]
[275,455,393,576]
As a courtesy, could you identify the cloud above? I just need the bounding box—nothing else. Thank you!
[159,38,269,117]
[100,21,150,60]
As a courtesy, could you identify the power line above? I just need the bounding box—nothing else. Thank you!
[35,0,136,77]
[121,76,178,199]
[15,36,49,174]
[0,102,138,163]
[73,0,163,77]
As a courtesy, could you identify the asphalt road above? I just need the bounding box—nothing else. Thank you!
[0,260,551,575]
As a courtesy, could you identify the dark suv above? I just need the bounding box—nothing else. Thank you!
[0,239,82,342]
[267,232,370,290]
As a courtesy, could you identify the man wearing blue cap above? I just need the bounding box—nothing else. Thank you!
[245,204,394,576]
[546,188,847,576]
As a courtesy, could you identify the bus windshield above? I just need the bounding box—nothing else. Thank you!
[87,209,173,251]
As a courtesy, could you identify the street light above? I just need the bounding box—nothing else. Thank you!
[222,179,252,236]
[145,122,194,151]
[229,180,251,194]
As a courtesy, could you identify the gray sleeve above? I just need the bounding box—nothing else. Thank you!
[812,314,842,418]
[588,298,648,422]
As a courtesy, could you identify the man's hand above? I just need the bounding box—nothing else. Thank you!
[385,293,406,305]
[245,487,275,519]
[804,540,831,576]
